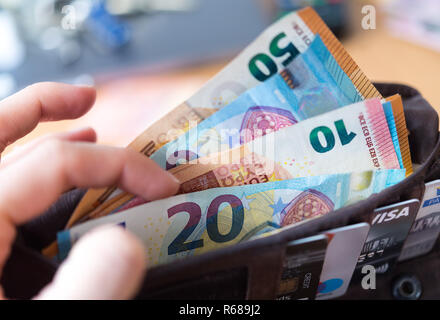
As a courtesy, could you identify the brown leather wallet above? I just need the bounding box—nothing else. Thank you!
[2,82,439,300]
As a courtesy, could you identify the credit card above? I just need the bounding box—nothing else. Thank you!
[399,180,440,261]
[353,199,419,278]
[316,223,370,300]
[277,234,328,300]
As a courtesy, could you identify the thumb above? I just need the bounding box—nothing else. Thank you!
[34,226,147,300]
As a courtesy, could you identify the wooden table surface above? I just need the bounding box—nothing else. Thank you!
[344,0,440,112]
[4,1,440,155]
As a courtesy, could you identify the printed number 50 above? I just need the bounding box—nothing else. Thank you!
[248,32,299,82]
[167,195,244,255]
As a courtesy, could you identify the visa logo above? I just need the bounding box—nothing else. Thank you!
[423,196,440,208]
[372,207,409,225]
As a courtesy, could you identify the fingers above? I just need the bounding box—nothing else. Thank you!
[0,140,179,226]
[0,140,179,271]
[0,127,97,168]
[34,226,146,300]
[0,82,96,153]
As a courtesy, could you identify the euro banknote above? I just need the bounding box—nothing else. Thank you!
[168,98,401,196]
[56,169,405,265]
[68,6,382,229]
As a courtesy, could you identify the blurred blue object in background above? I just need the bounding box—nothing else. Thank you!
[86,0,131,50]
[0,0,270,93]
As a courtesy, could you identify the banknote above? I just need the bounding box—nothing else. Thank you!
[151,35,363,170]
[68,6,382,230]
[316,223,370,300]
[166,98,401,197]
[277,234,328,300]
[56,169,405,264]
[399,180,440,261]
[352,199,419,280]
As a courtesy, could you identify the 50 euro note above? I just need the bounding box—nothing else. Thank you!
[56,169,405,266]
[69,6,382,230]
[151,35,363,171]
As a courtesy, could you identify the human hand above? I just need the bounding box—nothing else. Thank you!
[0,82,180,299]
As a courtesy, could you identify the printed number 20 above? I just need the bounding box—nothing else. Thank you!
[167,195,244,255]
[248,32,299,82]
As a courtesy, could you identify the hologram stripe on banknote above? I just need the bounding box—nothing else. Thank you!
[297,8,381,100]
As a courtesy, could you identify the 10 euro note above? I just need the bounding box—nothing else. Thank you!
[171,98,401,194]
[69,6,382,230]
[56,170,405,266]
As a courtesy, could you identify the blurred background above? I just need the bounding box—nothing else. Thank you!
[1,0,439,154]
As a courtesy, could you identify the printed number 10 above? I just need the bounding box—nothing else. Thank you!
[167,195,244,255]
[309,119,357,153]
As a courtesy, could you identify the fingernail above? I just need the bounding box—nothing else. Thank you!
[65,127,97,142]
[68,126,94,134]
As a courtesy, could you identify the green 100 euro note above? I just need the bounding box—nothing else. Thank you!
[57,170,405,266]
